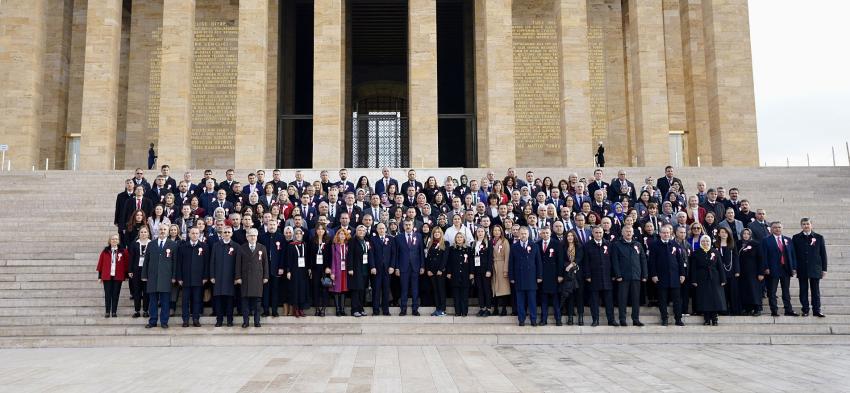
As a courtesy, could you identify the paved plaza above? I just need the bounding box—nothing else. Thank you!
[1,344,847,392]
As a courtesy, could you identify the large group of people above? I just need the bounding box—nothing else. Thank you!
[100,165,829,329]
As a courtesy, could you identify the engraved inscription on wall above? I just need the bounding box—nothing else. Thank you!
[192,20,237,167]
[512,7,562,164]
[145,19,237,167]
[587,24,608,143]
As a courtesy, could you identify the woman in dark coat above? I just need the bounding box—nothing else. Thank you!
[689,235,727,325]
[308,224,332,316]
[286,228,310,318]
[346,225,371,317]
[738,228,766,316]
[562,231,585,325]
[425,227,449,316]
[446,232,473,316]
[97,234,130,318]
[129,226,152,318]
[716,227,741,315]
[471,227,493,317]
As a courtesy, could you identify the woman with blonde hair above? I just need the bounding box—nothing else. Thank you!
[425,226,449,316]
[96,234,130,318]
[330,228,351,316]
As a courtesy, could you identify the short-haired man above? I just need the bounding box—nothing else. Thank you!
[509,227,542,326]
[761,221,798,317]
[236,228,269,328]
[792,218,827,317]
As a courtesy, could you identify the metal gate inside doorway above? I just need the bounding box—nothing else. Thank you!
[351,97,409,168]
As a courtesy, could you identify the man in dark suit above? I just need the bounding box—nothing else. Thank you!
[747,209,770,241]
[572,214,592,245]
[219,169,236,195]
[195,169,218,196]
[761,221,798,317]
[206,189,234,217]
[336,193,362,226]
[210,226,238,327]
[160,165,178,192]
[609,170,636,203]
[393,220,425,316]
[587,168,609,197]
[509,226,542,326]
[142,225,178,329]
[258,220,285,317]
[242,173,264,197]
[611,225,648,326]
[648,225,686,326]
[374,167,399,196]
[538,228,563,326]
[123,185,154,222]
[176,228,209,327]
[370,222,395,316]
[336,168,355,194]
[289,170,309,195]
[115,179,135,229]
[792,218,827,317]
[146,175,169,205]
[131,168,152,192]
[700,189,726,222]
[584,226,617,327]
[656,166,683,197]
[400,169,423,195]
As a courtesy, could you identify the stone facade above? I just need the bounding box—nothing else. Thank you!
[0,0,760,170]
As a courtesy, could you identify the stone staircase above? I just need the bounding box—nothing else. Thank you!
[1,167,849,348]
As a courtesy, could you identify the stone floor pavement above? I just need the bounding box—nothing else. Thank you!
[1,344,847,392]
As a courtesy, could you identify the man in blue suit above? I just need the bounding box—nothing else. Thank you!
[393,219,425,316]
[761,221,798,316]
[509,227,542,326]
[374,167,399,196]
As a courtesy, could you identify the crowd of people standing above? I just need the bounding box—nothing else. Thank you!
[100,165,829,329]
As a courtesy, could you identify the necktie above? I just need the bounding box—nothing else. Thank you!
[579,230,585,244]
[251,245,255,253]
[776,236,785,265]
[407,234,412,246]
[136,199,141,210]
[159,240,164,249]
[543,241,548,252]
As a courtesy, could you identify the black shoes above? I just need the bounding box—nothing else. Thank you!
[633,320,645,327]
[143,312,150,318]
[770,311,780,317]
[161,324,169,329]
[193,320,201,327]
[518,321,525,327]
[530,321,538,327]
[801,312,809,317]
[242,323,249,328]
[785,311,800,317]
[182,322,190,328]
[500,308,508,316]
[132,312,140,318]
[555,319,562,327]
[412,310,420,316]
[661,319,669,326]
[711,319,718,326]
[215,322,223,327]
[577,316,584,326]
[608,321,619,327]
[619,320,628,327]
[111,313,117,318]
[226,322,234,327]
[399,310,407,316]
[104,313,110,318]
[591,320,599,327]
[814,312,826,318]
[145,324,155,328]
[566,317,574,326]
[675,320,685,326]
[255,322,261,328]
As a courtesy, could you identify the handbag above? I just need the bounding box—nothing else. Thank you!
[321,276,334,288]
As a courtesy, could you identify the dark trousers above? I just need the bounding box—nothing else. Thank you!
[215,295,234,324]
[148,292,170,326]
[703,312,718,323]
[430,274,447,312]
[399,270,420,311]
[618,280,641,323]
[590,289,614,323]
[372,270,391,313]
[798,277,821,313]
[565,286,584,317]
[680,277,692,314]
[515,289,537,323]
[102,279,122,314]
[452,286,469,315]
[181,286,203,322]
[129,275,148,312]
[350,289,365,314]
[723,274,741,315]
[475,274,492,309]
[540,292,561,322]
[263,275,281,315]
[241,296,261,325]
[390,274,401,305]
[657,287,682,322]
[767,275,793,313]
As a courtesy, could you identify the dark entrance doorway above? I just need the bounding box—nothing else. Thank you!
[437,0,476,167]
[277,0,314,168]
[348,0,408,168]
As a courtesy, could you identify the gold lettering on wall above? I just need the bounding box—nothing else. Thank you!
[145,19,237,166]
[192,20,237,159]
[512,11,562,165]
[587,24,608,142]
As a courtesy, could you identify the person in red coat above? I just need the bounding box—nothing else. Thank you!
[97,234,130,318]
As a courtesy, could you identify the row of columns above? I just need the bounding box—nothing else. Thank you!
[0,0,757,169]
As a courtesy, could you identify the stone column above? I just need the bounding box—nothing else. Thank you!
[474,0,516,169]
[312,0,346,168]
[702,0,758,166]
[235,0,269,170]
[408,0,439,168]
[65,0,88,148]
[78,0,123,170]
[0,0,48,170]
[40,0,74,169]
[557,0,593,167]
[626,0,670,166]
[680,0,712,166]
[157,0,194,170]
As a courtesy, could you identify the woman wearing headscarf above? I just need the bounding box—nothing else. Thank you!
[689,235,727,325]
